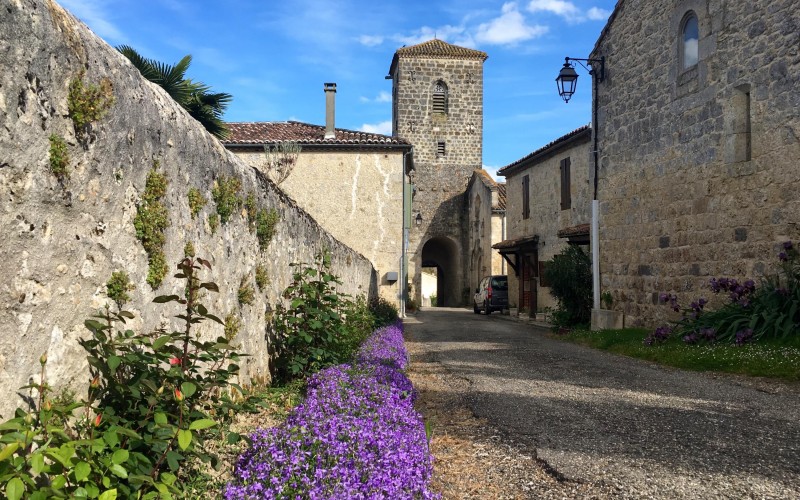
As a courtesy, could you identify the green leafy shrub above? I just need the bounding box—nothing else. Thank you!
[184,241,195,258]
[48,134,69,183]
[369,296,399,328]
[255,208,279,250]
[272,252,358,382]
[224,313,241,342]
[187,188,206,219]
[543,245,592,327]
[244,192,257,231]
[106,271,133,309]
[255,264,269,291]
[67,72,115,142]
[0,257,253,499]
[339,295,377,356]
[211,176,242,224]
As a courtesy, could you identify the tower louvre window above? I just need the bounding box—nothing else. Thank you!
[436,141,446,157]
[432,81,448,114]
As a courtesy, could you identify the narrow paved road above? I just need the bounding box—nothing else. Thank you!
[405,308,800,498]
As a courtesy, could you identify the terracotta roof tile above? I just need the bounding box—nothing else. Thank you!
[557,223,591,238]
[395,39,488,61]
[495,183,506,211]
[224,121,410,147]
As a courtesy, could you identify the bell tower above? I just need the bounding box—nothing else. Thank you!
[388,39,488,306]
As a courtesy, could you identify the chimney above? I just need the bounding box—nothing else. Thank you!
[324,82,336,139]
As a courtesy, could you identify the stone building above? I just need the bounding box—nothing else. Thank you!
[591,0,800,326]
[224,88,411,306]
[388,39,488,306]
[495,126,592,314]
[466,169,507,294]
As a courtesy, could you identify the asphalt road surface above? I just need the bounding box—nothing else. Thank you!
[404,307,800,499]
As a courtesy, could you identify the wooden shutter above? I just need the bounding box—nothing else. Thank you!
[560,157,571,210]
[522,175,530,219]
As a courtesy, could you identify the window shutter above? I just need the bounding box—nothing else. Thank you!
[560,157,571,210]
[522,175,530,219]
[433,82,447,114]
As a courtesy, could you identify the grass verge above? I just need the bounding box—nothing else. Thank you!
[552,327,800,381]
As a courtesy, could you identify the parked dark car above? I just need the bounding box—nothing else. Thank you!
[473,275,508,314]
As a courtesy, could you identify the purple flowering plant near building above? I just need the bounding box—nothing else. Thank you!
[647,241,800,345]
[224,324,439,499]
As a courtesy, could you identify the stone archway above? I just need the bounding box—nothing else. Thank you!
[420,236,461,307]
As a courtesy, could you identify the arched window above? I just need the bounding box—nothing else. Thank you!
[681,13,699,70]
[432,81,448,114]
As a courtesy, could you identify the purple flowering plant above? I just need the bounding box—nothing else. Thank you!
[224,324,439,499]
[648,241,800,345]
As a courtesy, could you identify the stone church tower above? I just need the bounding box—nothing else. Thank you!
[388,40,488,306]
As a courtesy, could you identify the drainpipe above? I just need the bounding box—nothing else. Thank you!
[324,83,336,139]
[591,69,601,310]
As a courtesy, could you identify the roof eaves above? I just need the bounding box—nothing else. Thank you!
[497,125,591,177]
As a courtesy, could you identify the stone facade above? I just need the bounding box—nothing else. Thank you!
[497,126,592,313]
[0,1,377,417]
[389,40,488,306]
[227,127,409,307]
[466,169,507,296]
[592,0,800,325]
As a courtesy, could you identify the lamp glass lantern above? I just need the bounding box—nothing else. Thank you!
[556,62,579,103]
[415,213,423,226]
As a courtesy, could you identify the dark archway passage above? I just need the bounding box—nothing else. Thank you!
[421,236,460,307]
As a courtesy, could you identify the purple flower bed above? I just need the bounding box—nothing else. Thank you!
[224,323,439,499]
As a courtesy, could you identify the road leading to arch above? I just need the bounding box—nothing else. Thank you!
[405,307,800,498]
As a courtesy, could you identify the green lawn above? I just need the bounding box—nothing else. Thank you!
[553,327,800,381]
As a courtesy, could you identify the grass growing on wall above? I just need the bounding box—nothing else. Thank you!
[133,163,169,289]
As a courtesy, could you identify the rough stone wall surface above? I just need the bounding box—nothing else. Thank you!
[503,139,592,311]
[393,54,485,306]
[233,149,404,306]
[466,174,493,292]
[0,0,376,417]
[593,0,800,326]
[490,212,506,275]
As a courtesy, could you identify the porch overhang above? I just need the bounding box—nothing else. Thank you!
[492,235,539,276]
[557,223,590,245]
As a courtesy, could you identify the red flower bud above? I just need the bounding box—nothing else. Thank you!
[43,400,52,412]
[174,389,184,402]
[169,357,181,366]
[93,414,102,427]
[90,375,101,388]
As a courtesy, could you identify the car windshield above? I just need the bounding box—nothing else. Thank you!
[490,277,508,290]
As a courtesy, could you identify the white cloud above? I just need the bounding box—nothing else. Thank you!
[526,0,610,23]
[586,7,612,20]
[359,91,390,103]
[358,35,384,47]
[394,24,468,47]
[483,164,502,180]
[475,2,548,46]
[59,0,127,42]
[360,121,392,135]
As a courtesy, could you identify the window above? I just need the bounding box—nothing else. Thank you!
[522,175,530,220]
[436,141,446,157]
[432,81,448,114]
[681,13,699,70]
[560,157,571,210]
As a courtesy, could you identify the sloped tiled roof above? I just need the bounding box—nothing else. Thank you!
[395,39,488,60]
[224,121,410,147]
[495,183,506,211]
[558,223,591,238]
[497,125,591,177]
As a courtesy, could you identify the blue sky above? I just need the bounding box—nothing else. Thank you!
[59,0,615,178]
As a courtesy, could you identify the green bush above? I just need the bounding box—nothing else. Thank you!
[67,72,115,142]
[48,134,69,183]
[187,188,206,219]
[272,252,361,383]
[133,165,169,289]
[255,264,269,291]
[0,257,255,499]
[369,296,399,328]
[255,208,279,250]
[543,245,592,327]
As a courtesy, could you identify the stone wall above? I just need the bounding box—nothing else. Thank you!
[466,170,506,295]
[0,0,377,417]
[233,148,404,306]
[392,51,485,306]
[593,0,800,326]
[502,131,592,312]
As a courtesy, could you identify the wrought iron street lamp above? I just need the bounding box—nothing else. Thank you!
[555,56,605,103]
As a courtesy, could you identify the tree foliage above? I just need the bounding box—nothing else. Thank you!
[544,245,593,327]
[117,45,232,139]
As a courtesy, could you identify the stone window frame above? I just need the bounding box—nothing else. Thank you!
[432,80,448,115]
[672,1,710,91]
[436,140,446,157]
